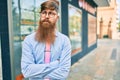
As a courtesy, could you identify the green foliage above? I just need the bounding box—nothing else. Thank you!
[117,21,120,32]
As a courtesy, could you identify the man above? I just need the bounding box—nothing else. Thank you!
[21,0,71,80]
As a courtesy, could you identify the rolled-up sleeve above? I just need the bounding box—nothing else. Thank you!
[21,36,59,79]
[45,37,71,79]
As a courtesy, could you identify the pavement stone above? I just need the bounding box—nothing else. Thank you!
[67,39,120,80]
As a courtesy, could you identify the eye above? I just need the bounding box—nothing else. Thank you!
[42,11,47,14]
[49,12,52,15]
[49,12,55,16]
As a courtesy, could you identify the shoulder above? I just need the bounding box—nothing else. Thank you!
[56,32,70,43]
[23,32,36,42]
[57,32,69,39]
[57,32,70,39]
[56,32,71,49]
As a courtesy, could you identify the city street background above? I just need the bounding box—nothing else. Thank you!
[68,39,120,80]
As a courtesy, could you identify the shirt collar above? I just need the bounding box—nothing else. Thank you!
[55,30,58,37]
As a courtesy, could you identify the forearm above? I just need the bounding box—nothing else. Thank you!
[46,66,70,79]
[21,60,59,78]
[45,58,71,79]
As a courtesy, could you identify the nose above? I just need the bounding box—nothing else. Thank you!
[45,13,49,18]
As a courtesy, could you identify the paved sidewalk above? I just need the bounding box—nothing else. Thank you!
[67,39,120,80]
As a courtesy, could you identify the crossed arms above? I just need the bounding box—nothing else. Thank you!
[21,37,71,79]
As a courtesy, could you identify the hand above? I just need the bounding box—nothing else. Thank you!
[16,74,24,80]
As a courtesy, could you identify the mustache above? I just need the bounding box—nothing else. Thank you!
[42,19,51,23]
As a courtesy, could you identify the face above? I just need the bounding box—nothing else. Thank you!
[35,9,59,43]
[40,9,59,28]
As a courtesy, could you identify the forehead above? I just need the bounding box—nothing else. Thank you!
[40,1,59,13]
[41,9,57,13]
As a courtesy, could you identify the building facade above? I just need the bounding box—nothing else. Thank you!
[97,0,120,39]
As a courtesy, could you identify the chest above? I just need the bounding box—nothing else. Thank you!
[32,43,63,63]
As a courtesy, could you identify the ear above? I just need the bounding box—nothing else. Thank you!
[57,13,60,19]
[57,15,59,19]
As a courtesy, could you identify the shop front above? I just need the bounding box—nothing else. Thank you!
[0,0,97,80]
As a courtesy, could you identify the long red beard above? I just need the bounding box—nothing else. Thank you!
[35,20,56,43]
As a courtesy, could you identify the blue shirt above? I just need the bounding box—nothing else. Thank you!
[21,31,71,80]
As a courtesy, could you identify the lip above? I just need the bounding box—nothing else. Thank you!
[43,21,50,23]
[43,21,49,23]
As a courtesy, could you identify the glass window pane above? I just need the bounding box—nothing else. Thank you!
[21,0,34,10]
[88,14,97,47]
[68,4,82,55]
[21,10,34,20]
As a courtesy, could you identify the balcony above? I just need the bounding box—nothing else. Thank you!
[94,0,110,7]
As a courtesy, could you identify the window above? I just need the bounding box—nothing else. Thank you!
[88,14,97,47]
[68,4,82,55]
